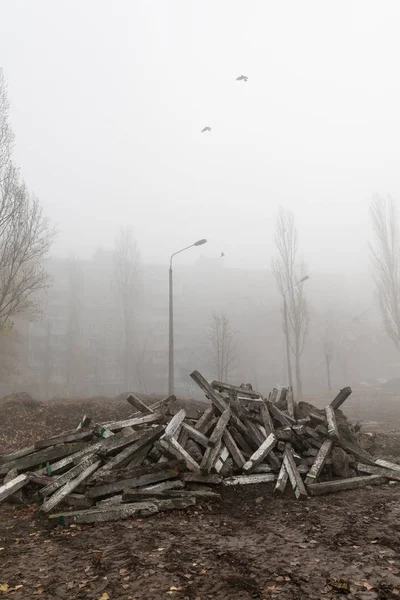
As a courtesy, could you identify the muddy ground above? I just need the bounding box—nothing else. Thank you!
[2,391,400,599]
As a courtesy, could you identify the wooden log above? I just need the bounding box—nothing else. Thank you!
[76,415,92,430]
[50,502,160,525]
[190,371,248,434]
[0,474,29,503]
[27,472,53,486]
[356,462,400,481]
[223,474,276,486]
[276,427,293,442]
[242,419,265,448]
[39,455,98,498]
[34,429,94,449]
[266,450,282,472]
[145,479,185,492]
[286,388,295,419]
[243,433,277,473]
[304,439,333,485]
[41,460,101,513]
[103,413,166,432]
[94,426,164,478]
[123,488,219,501]
[126,442,153,469]
[338,439,375,465]
[211,381,261,398]
[330,387,352,410]
[283,444,307,499]
[96,495,123,508]
[252,464,273,473]
[65,493,94,508]
[182,473,222,484]
[194,407,214,433]
[214,446,230,473]
[200,408,231,472]
[0,445,36,464]
[222,428,246,469]
[126,394,154,414]
[274,463,289,493]
[229,426,253,455]
[325,406,339,439]
[307,474,387,496]
[99,430,150,456]
[0,443,87,475]
[158,437,201,472]
[164,409,186,439]
[304,426,320,440]
[375,458,400,473]
[315,424,328,436]
[266,401,295,427]
[309,411,326,424]
[181,423,209,448]
[259,403,275,436]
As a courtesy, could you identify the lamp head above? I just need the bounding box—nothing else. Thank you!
[194,238,207,246]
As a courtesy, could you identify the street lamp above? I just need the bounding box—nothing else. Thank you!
[283,275,309,390]
[169,239,207,395]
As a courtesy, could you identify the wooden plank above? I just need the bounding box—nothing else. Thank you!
[315,424,328,436]
[34,429,94,449]
[229,427,253,455]
[123,488,219,501]
[252,464,273,473]
[65,493,94,509]
[243,433,277,473]
[325,406,339,439]
[164,408,186,439]
[86,464,183,498]
[267,450,281,472]
[304,439,333,485]
[49,502,160,525]
[194,407,214,433]
[211,380,261,398]
[309,411,326,424]
[126,442,153,469]
[222,428,246,469]
[99,430,151,456]
[181,422,209,448]
[0,445,36,464]
[274,462,289,493]
[375,458,400,473]
[307,474,387,496]
[39,454,98,498]
[286,388,295,419]
[0,443,87,475]
[200,408,231,472]
[126,394,154,415]
[190,371,248,434]
[158,438,201,472]
[94,426,165,479]
[242,419,265,448]
[214,446,230,473]
[223,474,276,486]
[266,401,295,427]
[259,403,275,436]
[145,480,185,492]
[338,439,375,465]
[103,413,166,431]
[41,460,101,513]
[283,444,308,499]
[356,463,400,481]
[182,473,222,485]
[0,474,29,503]
[330,387,352,410]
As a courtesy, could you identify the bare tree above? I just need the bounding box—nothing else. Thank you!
[0,69,55,331]
[207,310,238,382]
[370,194,400,350]
[66,258,83,395]
[321,316,335,390]
[272,207,309,399]
[114,227,141,391]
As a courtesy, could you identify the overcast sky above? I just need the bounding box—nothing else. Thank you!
[2,0,400,273]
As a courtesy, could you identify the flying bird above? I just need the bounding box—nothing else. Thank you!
[201,126,212,133]
[236,75,248,82]
[220,252,225,257]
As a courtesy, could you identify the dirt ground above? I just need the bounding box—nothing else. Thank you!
[2,392,400,599]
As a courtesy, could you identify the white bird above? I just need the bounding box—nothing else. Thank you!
[201,126,212,133]
[236,75,248,82]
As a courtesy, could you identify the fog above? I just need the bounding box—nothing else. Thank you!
[1,1,400,398]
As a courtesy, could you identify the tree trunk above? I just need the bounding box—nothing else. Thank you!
[325,355,332,390]
[295,340,303,400]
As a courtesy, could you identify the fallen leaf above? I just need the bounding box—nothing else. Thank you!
[9,586,23,592]
[157,548,165,552]
[266,586,276,591]
[370,540,378,544]
[0,584,9,592]
[98,594,110,600]
[393,589,399,595]
[363,582,374,591]
[0,548,4,552]
[119,568,127,575]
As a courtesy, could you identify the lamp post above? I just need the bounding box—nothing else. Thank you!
[283,275,309,389]
[169,239,207,395]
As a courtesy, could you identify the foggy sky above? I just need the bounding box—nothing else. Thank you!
[2,1,400,274]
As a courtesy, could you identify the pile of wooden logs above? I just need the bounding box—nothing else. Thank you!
[1,370,400,524]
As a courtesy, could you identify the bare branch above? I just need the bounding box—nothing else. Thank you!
[207,310,238,382]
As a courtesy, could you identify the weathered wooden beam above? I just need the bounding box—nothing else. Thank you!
[330,387,352,410]
[252,464,273,473]
[266,450,281,472]
[144,479,185,492]
[356,462,400,481]
[325,406,339,439]
[243,433,277,473]
[158,437,201,472]
[375,458,400,473]
[242,419,265,448]
[223,474,276,486]
[274,463,289,493]
[65,493,94,509]
[41,460,101,513]
[266,401,295,427]
[304,439,333,485]
[181,422,209,448]
[259,403,275,436]
[98,430,148,456]
[309,411,326,424]
[283,444,308,500]
[164,409,186,439]
[338,439,375,465]
[126,394,154,415]
[126,442,153,469]
[286,388,295,419]
[315,424,328,436]
[0,445,36,464]
[76,415,92,430]
[39,455,98,498]
[182,472,222,484]
[211,381,261,398]
[34,430,94,450]
[214,446,230,473]
[307,474,387,496]
[103,413,166,432]
[0,443,87,475]
[200,408,231,472]
[0,474,29,503]
[194,407,214,433]
[50,502,160,525]
[222,428,246,469]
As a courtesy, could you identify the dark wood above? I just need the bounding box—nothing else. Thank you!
[182,473,222,484]
[222,429,246,469]
[34,429,94,449]
[39,454,98,498]
[211,381,261,398]
[49,502,160,525]
[0,474,29,502]
[87,464,183,498]
[223,474,276,486]
[286,388,295,419]
[259,403,275,436]
[126,394,154,415]
[307,474,387,496]
[41,460,101,513]
[266,401,295,427]
[103,413,166,432]
[0,442,87,475]
[158,438,201,472]
[283,444,307,499]
[356,462,400,481]
[330,387,352,410]
[181,422,209,448]
[325,406,339,439]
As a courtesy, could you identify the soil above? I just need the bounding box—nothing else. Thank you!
[2,392,400,599]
